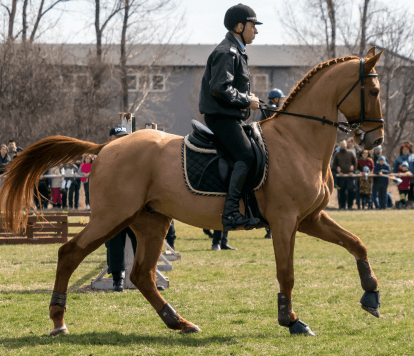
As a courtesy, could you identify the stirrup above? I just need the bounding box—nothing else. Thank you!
[222,212,251,230]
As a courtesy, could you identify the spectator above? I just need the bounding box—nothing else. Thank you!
[373,156,390,210]
[371,146,383,208]
[347,137,361,159]
[105,125,137,292]
[80,154,93,210]
[258,88,286,121]
[212,230,236,250]
[396,162,413,209]
[165,220,177,250]
[332,140,356,210]
[372,145,382,164]
[61,162,77,209]
[68,159,81,209]
[0,144,12,188]
[7,140,17,159]
[49,165,63,209]
[359,166,373,209]
[357,150,374,172]
[393,142,414,208]
[203,229,213,238]
[34,172,50,209]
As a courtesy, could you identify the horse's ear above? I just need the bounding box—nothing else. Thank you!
[365,46,376,59]
[364,49,384,73]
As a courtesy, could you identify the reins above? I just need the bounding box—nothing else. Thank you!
[259,58,384,135]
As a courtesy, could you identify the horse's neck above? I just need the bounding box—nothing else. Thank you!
[262,64,347,171]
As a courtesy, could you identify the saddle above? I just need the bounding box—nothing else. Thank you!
[182,120,269,229]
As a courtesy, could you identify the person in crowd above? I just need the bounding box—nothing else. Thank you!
[373,155,390,210]
[203,229,213,238]
[61,162,77,209]
[393,142,414,208]
[211,230,236,251]
[332,140,356,210]
[0,144,12,188]
[347,137,361,159]
[359,166,373,209]
[356,149,374,209]
[7,140,17,159]
[165,220,177,251]
[258,88,286,121]
[34,172,50,209]
[105,125,137,292]
[357,149,375,172]
[396,161,413,209]
[48,165,63,209]
[372,145,382,164]
[80,154,93,210]
[371,146,383,208]
[67,158,81,209]
[199,4,262,230]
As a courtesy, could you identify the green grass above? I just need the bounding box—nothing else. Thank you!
[0,210,413,355]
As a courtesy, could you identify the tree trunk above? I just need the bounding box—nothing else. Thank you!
[120,0,130,112]
[325,0,336,58]
[7,0,18,42]
[22,0,29,42]
[359,0,370,58]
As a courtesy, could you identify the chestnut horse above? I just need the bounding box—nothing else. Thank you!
[0,48,384,336]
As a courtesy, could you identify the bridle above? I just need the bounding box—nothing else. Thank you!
[259,58,384,136]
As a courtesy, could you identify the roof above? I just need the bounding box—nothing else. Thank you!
[40,43,408,68]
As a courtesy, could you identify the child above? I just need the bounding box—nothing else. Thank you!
[80,155,93,210]
[373,156,390,210]
[359,166,373,209]
[49,165,63,209]
[397,161,413,209]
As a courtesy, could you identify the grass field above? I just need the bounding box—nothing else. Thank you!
[0,210,413,355]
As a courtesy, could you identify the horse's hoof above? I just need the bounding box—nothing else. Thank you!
[289,319,315,336]
[361,305,380,318]
[182,325,201,334]
[360,290,380,318]
[49,325,69,336]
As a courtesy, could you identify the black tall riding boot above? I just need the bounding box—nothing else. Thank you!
[222,161,259,230]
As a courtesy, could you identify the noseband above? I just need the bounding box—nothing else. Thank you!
[260,58,384,135]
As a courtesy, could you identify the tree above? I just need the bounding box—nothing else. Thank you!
[1,0,69,42]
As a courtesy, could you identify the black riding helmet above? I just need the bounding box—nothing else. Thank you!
[224,4,263,46]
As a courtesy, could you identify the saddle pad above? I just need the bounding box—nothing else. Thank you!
[182,122,268,197]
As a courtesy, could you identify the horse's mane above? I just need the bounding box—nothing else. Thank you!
[262,55,359,122]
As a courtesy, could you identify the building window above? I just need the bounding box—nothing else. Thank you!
[127,75,137,91]
[128,74,165,92]
[252,74,269,92]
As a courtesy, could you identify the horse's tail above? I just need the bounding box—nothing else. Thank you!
[0,135,108,233]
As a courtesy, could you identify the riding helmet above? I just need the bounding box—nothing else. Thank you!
[224,4,263,31]
[268,88,286,99]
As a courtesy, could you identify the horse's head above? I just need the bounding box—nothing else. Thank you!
[338,47,384,150]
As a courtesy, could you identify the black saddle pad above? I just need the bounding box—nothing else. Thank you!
[182,122,268,197]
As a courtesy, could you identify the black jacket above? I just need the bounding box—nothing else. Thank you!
[199,32,251,120]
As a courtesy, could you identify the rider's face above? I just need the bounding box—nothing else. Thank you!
[243,22,258,44]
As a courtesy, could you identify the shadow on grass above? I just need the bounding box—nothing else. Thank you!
[0,332,245,349]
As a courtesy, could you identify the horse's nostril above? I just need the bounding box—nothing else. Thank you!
[373,138,384,147]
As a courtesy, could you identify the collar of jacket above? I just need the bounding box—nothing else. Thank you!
[225,32,247,57]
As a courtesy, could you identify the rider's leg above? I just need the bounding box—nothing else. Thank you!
[204,115,259,230]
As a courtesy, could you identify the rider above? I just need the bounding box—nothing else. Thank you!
[199,4,262,230]
[258,88,286,121]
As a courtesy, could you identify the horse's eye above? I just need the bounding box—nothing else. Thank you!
[370,90,379,97]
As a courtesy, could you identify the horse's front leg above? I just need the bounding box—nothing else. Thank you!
[270,214,315,336]
[298,210,380,318]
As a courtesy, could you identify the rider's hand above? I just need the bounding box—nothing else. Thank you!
[249,95,260,110]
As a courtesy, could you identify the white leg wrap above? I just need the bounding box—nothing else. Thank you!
[50,325,68,335]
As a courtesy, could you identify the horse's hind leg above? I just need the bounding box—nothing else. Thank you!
[298,210,380,317]
[49,212,138,335]
[128,210,200,333]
